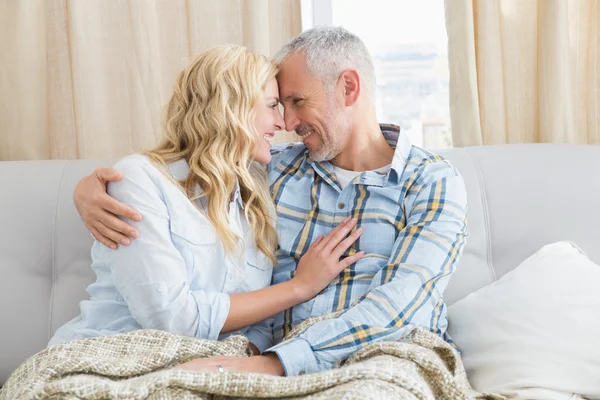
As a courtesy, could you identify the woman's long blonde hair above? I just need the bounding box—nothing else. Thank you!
[146,44,278,265]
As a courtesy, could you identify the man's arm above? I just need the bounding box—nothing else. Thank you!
[267,162,468,376]
[244,317,274,354]
[74,168,143,249]
[74,143,294,249]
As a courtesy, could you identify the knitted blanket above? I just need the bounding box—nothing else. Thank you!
[1,323,503,400]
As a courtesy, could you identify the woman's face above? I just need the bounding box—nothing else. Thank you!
[251,78,284,165]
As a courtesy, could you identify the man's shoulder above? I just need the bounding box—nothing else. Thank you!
[270,142,306,159]
[269,142,308,173]
[404,146,462,184]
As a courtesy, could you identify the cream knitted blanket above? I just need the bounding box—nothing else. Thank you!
[1,323,503,400]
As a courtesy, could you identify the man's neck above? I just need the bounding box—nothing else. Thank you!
[330,118,395,172]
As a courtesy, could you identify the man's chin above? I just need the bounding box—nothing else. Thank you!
[307,148,332,163]
[304,137,334,162]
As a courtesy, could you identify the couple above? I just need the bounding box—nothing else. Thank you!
[51,26,468,377]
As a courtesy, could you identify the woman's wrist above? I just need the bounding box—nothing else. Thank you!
[285,278,313,304]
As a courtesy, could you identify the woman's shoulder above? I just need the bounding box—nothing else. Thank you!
[108,154,173,198]
[114,154,188,183]
[113,154,158,176]
[109,155,195,209]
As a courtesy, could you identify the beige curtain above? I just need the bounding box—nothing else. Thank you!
[0,0,301,161]
[445,0,600,146]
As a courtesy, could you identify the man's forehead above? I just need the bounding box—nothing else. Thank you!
[279,52,307,71]
[276,54,311,96]
[277,76,300,96]
[277,76,304,99]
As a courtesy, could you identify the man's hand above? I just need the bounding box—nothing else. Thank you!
[74,167,142,249]
[293,217,364,299]
[175,353,284,376]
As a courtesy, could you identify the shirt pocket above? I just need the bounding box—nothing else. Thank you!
[169,215,221,288]
[169,214,217,245]
[244,247,273,290]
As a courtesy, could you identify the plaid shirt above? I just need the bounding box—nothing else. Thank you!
[265,124,468,376]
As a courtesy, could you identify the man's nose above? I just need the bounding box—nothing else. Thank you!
[284,109,300,132]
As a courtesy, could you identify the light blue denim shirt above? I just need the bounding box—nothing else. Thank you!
[49,155,274,352]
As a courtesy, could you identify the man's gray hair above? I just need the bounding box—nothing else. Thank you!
[275,26,376,100]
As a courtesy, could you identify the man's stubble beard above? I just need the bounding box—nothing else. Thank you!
[307,96,352,163]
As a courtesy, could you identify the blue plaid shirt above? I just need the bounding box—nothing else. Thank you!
[265,124,468,376]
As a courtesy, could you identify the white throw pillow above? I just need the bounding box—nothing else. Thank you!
[448,241,600,400]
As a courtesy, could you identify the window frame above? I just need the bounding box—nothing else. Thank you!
[301,0,333,30]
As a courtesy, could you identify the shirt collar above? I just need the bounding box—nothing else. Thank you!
[380,123,411,184]
[308,123,411,188]
[232,180,244,210]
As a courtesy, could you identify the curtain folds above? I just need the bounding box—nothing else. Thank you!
[0,0,302,161]
[446,0,600,146]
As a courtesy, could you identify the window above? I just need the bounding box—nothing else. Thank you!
[303,0,452,149]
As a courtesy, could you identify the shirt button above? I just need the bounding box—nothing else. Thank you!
[338,203,345,209]
[228,275,233,280]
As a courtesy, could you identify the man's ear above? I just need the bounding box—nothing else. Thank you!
[339,69,361,106]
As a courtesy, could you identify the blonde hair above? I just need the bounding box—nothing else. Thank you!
[145,44,278,265]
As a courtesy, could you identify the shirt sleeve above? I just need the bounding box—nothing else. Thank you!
[267,161,468,376]
[96,157,230,340]
[244,317,275,354]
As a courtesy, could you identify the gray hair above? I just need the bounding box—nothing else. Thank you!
[275,26,376,100]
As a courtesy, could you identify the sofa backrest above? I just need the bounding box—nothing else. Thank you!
[1,144,599,385]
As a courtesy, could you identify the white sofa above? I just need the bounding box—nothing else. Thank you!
[1,144,599,390]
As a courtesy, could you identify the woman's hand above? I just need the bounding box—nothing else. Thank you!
[176,353,284,376]
[74,168,142,249]
[292,218,365,300]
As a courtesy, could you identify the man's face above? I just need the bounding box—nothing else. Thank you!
[277,53,351,162]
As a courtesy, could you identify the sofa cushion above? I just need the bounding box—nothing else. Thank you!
[448,241,600,399]
[3,144,600,386]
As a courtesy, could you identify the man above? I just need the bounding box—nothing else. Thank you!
[74,26,468,376]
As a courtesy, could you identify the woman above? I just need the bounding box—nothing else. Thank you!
[48,45,364,354]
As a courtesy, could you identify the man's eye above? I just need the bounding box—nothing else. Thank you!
[292,98,303,105]
[270,103,278,109]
